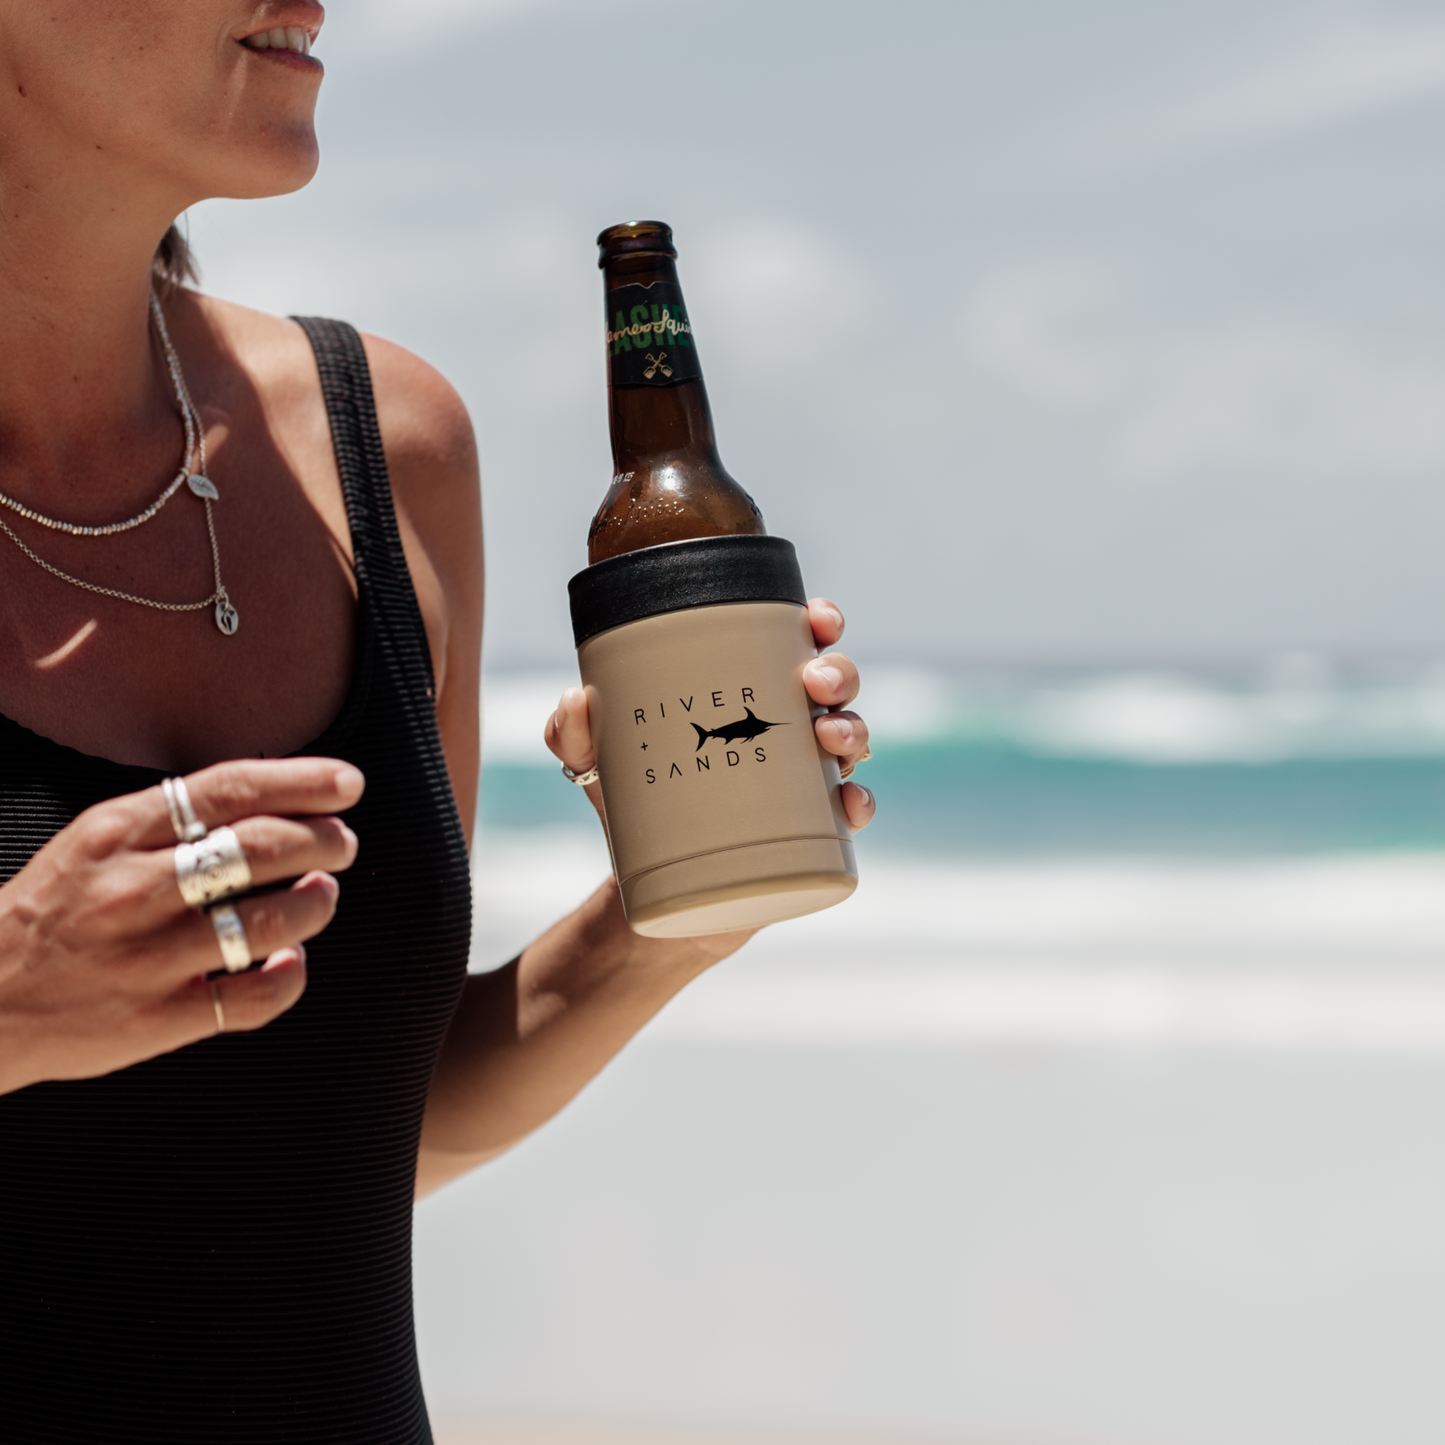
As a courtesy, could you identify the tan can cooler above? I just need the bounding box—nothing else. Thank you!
[569,536,858,937]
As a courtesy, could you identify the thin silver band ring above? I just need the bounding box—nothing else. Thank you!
[162,776,208,843]
[209,980,226,1034]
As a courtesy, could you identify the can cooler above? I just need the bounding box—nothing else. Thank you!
[568,535,859,937]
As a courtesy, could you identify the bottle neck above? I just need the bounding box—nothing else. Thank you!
[602,254,724,475]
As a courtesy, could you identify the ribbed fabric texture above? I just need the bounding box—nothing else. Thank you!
[0,319,471,1442]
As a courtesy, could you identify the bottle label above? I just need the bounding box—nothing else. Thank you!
[605,282,702,388]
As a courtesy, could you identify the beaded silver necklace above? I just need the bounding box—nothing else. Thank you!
[0,292,238,635]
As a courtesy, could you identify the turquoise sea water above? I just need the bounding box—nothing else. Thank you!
[478,666,1445,856]
[479,745,1445,856]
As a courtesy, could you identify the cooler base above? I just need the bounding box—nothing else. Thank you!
[621,836,858,938]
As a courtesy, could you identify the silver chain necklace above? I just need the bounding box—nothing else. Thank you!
[0,292,238,635]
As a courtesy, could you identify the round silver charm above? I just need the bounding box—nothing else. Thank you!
[214,598,239,635]
[186,474,220,500]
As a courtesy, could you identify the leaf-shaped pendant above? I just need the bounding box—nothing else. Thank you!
[187,474,220,500]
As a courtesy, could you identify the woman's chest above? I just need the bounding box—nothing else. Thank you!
[0,443,360,771]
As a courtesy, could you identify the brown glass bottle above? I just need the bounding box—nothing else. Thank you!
[588,220,764,564]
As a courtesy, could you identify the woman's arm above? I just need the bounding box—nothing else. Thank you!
[366,338,874,1199]
[415,879,741,1189]
[413,626,873,1196]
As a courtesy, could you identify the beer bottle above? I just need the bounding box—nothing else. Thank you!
[588,220,765,564]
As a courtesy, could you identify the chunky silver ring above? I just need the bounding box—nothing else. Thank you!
[839,745,873,781]
[561,761,600,787]
[162,776,207,843]
[176,826,252,909]
[209,903,252,974]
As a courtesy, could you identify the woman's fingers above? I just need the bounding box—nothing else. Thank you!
[178,946,309,1045]
[814,708,870,761]
[208,948,309,1033]
[803,651,860,709]
[544,686,596,773]
[544,687,606,824]
[228,816,357,891]
[807,597,845,649]
[144,872,341,985]
[841,781,876,833]
[122,815,358,934]
[801,632,875,831]
[127,758,366,850]
[199,872,340,974]
[816,712,875,831]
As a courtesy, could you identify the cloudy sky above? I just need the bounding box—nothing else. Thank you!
[192,0,1445,668]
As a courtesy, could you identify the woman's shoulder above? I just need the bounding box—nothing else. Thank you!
[191,291,483,689]
[190,292,477,493]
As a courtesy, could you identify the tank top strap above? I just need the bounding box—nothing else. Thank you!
[292,317,439,705]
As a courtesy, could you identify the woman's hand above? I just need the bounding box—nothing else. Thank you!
[0,758,363,1096]
[797,596,876,831]
[544,596,877,833]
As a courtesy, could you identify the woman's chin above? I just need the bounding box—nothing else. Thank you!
[213,137,322,201]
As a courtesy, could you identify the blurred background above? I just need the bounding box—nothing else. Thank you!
[193,2,1445,1441]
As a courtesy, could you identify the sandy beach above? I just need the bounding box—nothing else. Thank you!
[433,1425,970,1445]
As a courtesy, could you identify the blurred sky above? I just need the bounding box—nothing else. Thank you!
[192,0,1445,669]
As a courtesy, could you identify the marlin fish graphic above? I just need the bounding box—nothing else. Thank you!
[692,708,786,751]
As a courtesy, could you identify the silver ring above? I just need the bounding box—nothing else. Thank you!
[561,761,600,787]
[176,826,252,908]
[209,903,252,974]
[162,776,207,843]
[839,746,873,781]
[209,979,226,1033]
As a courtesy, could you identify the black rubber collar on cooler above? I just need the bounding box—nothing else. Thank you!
[568,535,807,647]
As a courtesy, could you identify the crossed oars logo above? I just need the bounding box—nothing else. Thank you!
[643,351,673,380]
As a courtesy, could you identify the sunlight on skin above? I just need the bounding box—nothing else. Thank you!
[33,618,98,671]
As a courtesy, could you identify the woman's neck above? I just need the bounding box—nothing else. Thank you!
[0,126,193,511]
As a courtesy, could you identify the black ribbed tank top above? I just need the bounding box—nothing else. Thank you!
[0,320,472,1443]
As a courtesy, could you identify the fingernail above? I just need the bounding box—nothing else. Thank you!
[824,604,844,630]
[314,873,340,900]
[859,786,875,809]
[263,943,306,972]
[333,764,364,795]
[809,663,843,691]
[832,717,856,745]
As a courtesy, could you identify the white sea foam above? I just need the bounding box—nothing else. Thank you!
[471,831,1445,1053]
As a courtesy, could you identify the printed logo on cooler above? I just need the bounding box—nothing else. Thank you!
[629,688,787,784]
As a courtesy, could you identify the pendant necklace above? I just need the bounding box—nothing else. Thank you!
[0,291,239,635]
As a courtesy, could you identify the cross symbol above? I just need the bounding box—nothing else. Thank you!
[640,742,649,751]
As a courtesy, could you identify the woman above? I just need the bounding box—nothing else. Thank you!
[0,5,875,1441]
